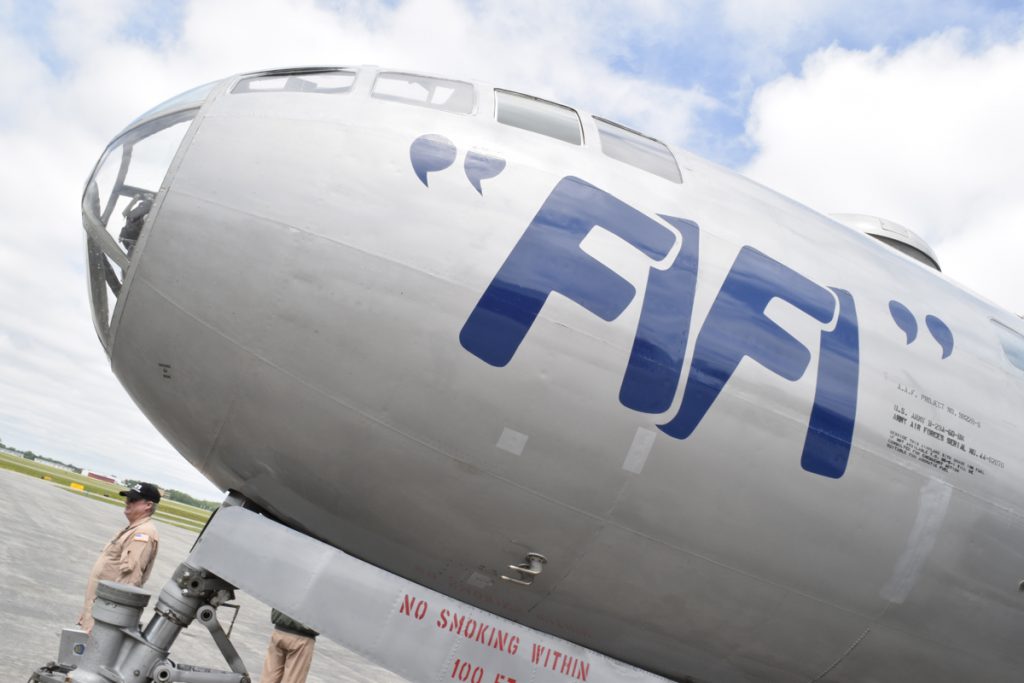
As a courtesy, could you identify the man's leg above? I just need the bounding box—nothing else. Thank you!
[259,631,288,683]
[280,633,316,683]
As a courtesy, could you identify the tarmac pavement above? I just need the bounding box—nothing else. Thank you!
[0,467,407,682]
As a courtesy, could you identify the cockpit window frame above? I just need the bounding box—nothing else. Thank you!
[232,68,358,95]
[494,89,584,146]
[370,72,477,115]
[82,107,205,351]
[128,80,219,126]
[592,116,682,184]
[83,109,199,269]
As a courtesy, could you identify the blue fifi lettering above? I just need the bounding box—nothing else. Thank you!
[659,246,836,439]
[619,216,700,414]
[460,178,861,479]
[459,176,677,367]
[801,288,859,478]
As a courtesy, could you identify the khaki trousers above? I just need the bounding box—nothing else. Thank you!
[260,630,316,683]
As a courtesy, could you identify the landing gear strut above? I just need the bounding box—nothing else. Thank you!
[31,564,249,683]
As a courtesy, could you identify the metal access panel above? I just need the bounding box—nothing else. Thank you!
[57,629,89,667]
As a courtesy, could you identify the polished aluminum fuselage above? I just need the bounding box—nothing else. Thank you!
[94,69,1024,681]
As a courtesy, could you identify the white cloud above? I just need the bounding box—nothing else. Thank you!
[742,30,1024,312]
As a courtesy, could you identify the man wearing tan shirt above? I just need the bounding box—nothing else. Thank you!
[78,482,161,632]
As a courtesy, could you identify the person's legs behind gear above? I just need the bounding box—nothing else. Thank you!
[279,631,316,683]
[259,630,289,683]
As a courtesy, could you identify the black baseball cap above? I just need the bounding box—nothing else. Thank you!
[119,482,161,503]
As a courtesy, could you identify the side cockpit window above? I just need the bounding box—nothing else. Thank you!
[594,116,681,183]
[371,72,475,114]
[495,90,582,145]
[992,319,1024,372]
[233,69,356,94]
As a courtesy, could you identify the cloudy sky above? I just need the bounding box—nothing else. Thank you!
[1,0,1022,499]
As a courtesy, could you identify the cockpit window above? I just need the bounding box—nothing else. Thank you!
[371,72,475,114]
[233,69,356,94]
[130,81,218,124]
[82,109,198,348]
[593,116,681,183]
[495,90,582,145]
[85,117,192,258]
[992,319,1024,372]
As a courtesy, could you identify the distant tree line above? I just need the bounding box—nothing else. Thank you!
[122,479,219,511]
[1,438,82,473]
[34,454,83,473]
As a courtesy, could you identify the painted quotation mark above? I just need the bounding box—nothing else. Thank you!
[409,134,506,194]
[889,300,954,359]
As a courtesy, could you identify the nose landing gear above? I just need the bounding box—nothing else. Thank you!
[30,565,249,683]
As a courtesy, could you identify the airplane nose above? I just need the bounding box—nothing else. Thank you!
[82,80,220,352]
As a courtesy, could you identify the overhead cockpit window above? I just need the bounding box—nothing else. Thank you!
[992,319,1024,372]
[371,72,475,114]
[131,81,218,125]
[594,117,681,183]
[233,69,356,94]
[495,90,582,145]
